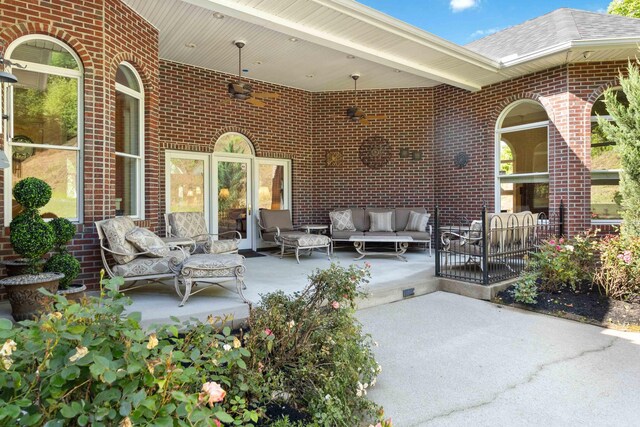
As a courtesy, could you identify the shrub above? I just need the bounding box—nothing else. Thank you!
[511,273,539,305]
[524,232,596,292]
[44,218,81,289]
[0,274,260,426]
[9,178,55,273]
[12,177,52,210]
[44,252,81,290]
[244,263,381,427]
[593,234,640,299]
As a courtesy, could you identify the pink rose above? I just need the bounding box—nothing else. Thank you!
[548,239,556,245]
[556,245,562,251]
[200,381,226,407]
[264,328,273,336]
[214,420,221,427]
[332,301,340,309]
[364,262,371,268]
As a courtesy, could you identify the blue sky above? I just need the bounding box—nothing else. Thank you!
[358,0,612,45]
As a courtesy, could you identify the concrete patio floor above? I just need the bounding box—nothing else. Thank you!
[359,292,640,427]
[0,248,437,327]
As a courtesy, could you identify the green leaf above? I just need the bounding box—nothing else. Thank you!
[215,410,235,423]
[103,370,117,384]
[61,365,80,380]
[236,359,247,370]
[170,316,181,323]
[223,326,231,337]
[0,404,20,419]
[127,311,142,323]
[44,420,65,427]
[77,415,89,426]
[19,413,43,426]
[153,417,173,427]
[0,318,13,330]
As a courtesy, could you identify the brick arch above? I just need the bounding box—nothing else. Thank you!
[0,23,94,72]
[109,53,153,93]
[491,92,555,126]
[211,127,260,154]
[585,79,620,116]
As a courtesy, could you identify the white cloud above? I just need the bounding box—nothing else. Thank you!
[450,0,479,12]
[469,27,503,39]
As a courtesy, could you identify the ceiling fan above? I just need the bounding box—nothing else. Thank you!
[346,74,386,125]
[228,40,279,107]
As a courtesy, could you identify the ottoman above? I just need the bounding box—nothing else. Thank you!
[280,232,331,264]
[174,253,247,306]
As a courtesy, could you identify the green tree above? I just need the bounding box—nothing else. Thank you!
[598,60,640,237]
[608,0,640,18]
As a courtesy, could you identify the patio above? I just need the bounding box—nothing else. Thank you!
[0,248,438,328]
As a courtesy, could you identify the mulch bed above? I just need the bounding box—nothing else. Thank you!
[494,284,640,331]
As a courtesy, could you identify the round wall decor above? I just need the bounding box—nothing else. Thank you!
[454,151,469,168]
[359,136,391,169]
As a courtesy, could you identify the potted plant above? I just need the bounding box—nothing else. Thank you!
[0,177,63,320]
[44,217,85,300]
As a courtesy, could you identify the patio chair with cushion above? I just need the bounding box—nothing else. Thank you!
[165,212,241,254]
[258,209,331,263]
[96,217,188,289]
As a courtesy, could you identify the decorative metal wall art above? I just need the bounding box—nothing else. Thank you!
[359,136,391,169]
[454,151,469,168]
[325,150,343,167]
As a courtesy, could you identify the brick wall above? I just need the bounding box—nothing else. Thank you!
[157,60,313,226]
[0,0,159,291]
[310,87,435,223]
[434,62,627,235]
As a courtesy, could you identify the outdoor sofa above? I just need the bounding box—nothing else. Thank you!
[329,207,432,254]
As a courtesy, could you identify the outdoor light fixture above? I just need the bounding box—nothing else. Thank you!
[399,147,411,158]
[0,150,9,169]
[411,150,422,161]
[0,54,18,84]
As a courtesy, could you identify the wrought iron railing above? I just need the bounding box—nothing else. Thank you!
[435,203,564,285]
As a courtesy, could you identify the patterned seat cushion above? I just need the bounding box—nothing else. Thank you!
[112,249,186,277]
[126,227,170,257]
[168,212,208,238]
[101,217,138,264]
[369,211,394,232]
[282,233,330,248]
[206,239,239,254]
[181,254,244,278]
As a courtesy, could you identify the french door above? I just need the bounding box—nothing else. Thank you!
[166,151,290,250]
[213,156,252,249]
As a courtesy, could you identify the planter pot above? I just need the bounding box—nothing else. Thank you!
[0,272,64,321]
[2,259,45,277]
[57,283,87,302]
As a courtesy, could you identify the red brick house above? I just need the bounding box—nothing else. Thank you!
[0,1,637,287]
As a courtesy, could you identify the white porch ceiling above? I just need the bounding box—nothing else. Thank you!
[123,0,500,92]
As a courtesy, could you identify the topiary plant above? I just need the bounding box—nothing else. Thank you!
[9,178,55,274]
[44,218,81,290]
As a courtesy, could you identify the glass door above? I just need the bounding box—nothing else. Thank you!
[214,156,252,249]
[165,152,210,227]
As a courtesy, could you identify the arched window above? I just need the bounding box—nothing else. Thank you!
[214,132,254,155]
[5,36,83,222]
[115,63,144,217]
[496,101,549,215]
[590,91,624,222]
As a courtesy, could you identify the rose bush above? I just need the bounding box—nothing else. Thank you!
[593,234,640,299]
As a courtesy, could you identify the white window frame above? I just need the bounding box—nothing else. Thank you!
[591,100,623,225]
[213,132,255,158]
[3,35,84,225]
[495,101,549,213]
[115,62,145,219]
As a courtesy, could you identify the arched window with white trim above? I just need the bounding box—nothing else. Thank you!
[590,91,624,222]
[4,36,83,222]
[496,101,549,215]
[115,62,144,217]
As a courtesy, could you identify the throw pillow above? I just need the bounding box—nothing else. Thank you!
[125,227,170,258]
[329,209,356,231]
[369,211,393,232]
[100,217,138,264]
[404,211,431,232]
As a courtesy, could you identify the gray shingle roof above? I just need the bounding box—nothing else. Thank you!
[466,8,640,61]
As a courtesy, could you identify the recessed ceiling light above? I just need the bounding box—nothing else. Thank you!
[185,43,197,48]
[306,74,314,78]
[394,69,402,73]
[213,12,225,19]
[288,37,299,42]
[346,54,356,59]
[253,60,263,65]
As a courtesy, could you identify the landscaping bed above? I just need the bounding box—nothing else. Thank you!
[495,284,640,331]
